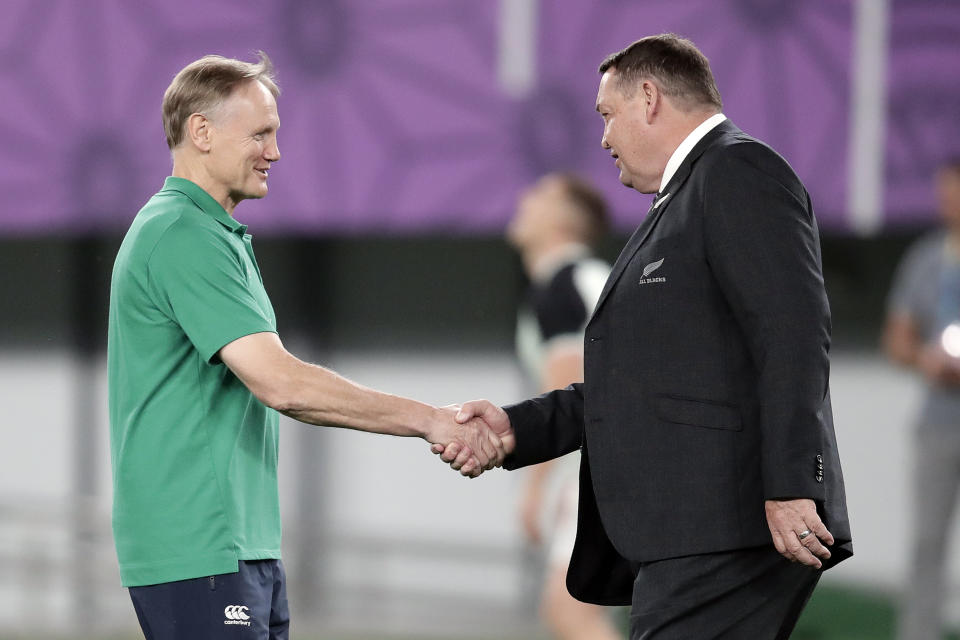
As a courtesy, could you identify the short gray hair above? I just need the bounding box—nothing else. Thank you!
[162,51,279,149]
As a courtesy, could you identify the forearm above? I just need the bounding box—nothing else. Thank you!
[220,332,459,442]
[754,338,831,500]
[275,358,436,437]
[503,384,584,469]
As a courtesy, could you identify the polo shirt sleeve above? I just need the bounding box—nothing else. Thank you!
[147,219,276,363]
[531,261,607,341]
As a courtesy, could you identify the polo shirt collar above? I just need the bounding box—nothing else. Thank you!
[161,176,247,234]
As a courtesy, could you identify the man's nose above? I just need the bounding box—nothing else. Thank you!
[601,135,610,150]
[266,140,280,162]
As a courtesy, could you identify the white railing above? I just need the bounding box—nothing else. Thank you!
[0,495,541,637]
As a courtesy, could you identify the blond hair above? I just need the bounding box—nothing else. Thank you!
[162,51,279,150]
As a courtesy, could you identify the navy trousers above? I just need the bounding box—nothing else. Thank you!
[129,559,289,640]
[629,546,820,640]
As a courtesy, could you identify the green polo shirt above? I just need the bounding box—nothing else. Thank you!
[108,176,281,587]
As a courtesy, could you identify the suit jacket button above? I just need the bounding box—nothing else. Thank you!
[816,454,823,463]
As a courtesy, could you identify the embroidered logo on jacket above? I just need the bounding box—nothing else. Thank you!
[642,258,664,277]
[639,258,667,285]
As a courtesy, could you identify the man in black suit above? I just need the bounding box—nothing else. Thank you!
[437,34,852,639]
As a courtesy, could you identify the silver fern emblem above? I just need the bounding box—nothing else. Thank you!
[643,258,664,277]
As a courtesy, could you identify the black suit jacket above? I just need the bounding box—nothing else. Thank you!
[503,120,853,605]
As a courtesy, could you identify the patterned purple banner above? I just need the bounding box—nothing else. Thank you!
[536,0,852,230]
[884,0,960,227]
[0,0,955,235]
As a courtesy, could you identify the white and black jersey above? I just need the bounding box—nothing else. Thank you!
[516,247,611,384]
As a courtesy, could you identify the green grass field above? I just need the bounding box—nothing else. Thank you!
[792,584,958,640]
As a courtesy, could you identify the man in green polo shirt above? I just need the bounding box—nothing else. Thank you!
[107,52,505,640]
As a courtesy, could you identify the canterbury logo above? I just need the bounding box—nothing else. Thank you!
[642,258,664,277]
[224,605,251,626]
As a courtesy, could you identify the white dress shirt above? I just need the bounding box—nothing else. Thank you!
[658,112,728,195]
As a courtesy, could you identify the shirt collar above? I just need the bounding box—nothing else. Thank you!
[160,176,247,235]
[658,112,727,193]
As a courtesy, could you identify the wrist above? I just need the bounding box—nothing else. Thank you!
[419,405,450,442]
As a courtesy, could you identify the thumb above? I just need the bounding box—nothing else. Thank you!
[456,400,493,424]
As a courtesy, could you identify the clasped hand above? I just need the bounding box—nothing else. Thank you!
[427,401,515,478]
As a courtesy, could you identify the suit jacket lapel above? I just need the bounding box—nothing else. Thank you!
[592,200,667,315]
[591,120,741,317]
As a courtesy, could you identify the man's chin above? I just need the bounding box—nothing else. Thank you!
[244,186,268,200]
[229,187,268,205]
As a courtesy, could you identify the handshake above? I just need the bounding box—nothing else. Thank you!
[425,401,515,477]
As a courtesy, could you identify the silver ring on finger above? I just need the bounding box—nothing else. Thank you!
[797,529,813,541]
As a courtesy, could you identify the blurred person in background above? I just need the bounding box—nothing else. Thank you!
[509,173,621,640]
[440,33,852,639]
[884,158,960,640]
[108,52,503,640]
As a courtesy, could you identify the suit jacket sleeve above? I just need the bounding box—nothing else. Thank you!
[702,145,831,502]
[502,383,585,470]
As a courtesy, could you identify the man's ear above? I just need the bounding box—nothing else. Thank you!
[185,112,213,152]
[641,80,661,123]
